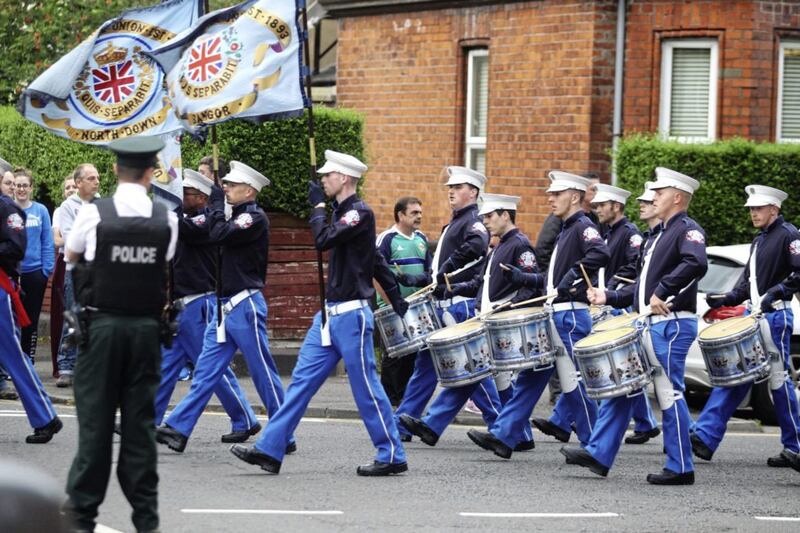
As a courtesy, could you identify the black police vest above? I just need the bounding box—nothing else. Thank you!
[82,198,170,316]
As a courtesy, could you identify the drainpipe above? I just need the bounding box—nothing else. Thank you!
[611,0,627,185]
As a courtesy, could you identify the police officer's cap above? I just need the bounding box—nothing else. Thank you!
[636,181,656,202]
[223,161,271,192]
[0,156,12,174]
[546,171,592,193]
[183,169,213,196]
[744,184,787,208]
[317,150,368,179]
[591,183,631,205]
[651,167,700,194]
[446,166,486,190]
[478,193,520,216]
[108,136,164,169]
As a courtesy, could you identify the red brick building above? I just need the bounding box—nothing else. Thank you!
[319,0,800,240]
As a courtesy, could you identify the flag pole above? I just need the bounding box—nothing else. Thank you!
[299,3,328,330]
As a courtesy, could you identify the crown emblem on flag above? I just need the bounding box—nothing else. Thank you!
[94,43,128,66]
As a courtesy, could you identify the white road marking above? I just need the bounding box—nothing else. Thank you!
[460,512,620,518]
[181,509,343,515]
[755,516,800,522]
[95,524,125,533]
[0,411,76,418]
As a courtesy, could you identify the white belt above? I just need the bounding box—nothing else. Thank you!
[436,296,470,309]
[551,302,589,312]
[222,289,259,314]
[327,299,369,316]
[769,300,791,311]
[648,310,695,325]
[176,291,214,308]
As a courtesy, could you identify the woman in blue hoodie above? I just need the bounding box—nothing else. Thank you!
[14,168,54,362]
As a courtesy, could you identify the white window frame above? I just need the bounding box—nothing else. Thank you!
[658,39,719,143]
[777,40,800,143]
[465,48,488,171]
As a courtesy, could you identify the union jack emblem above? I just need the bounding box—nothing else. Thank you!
[92,61,135,104]
[188,37,223,83]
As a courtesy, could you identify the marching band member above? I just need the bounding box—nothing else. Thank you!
[591,184,660,444]
[402,194,538,449]
[574,167,707,485]
[692,185,800,468]
[230,150,410,476]
[394,167,503,444]
[465,172,608,458]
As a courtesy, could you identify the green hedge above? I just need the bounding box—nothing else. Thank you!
[0,105,364,217]
[616,135,800,246]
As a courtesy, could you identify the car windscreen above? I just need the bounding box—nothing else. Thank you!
[697,256,744,294]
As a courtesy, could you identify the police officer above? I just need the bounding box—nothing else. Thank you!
[230,150,410,476]
[156,162,290,453]
[577,167,707,485]
[0,163,61,444]
[64,136,178,532]
[464,172,609,459]
[692,185,800,467]
[591,183,660,444]
[396,167,505,446]
[153,169,260,443]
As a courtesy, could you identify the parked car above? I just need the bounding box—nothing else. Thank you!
[684,244,800,424]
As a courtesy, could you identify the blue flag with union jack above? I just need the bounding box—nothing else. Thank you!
[144,0,307,133]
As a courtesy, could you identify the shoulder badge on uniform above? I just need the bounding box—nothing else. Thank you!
[340,209,361,226]
[234,213,254,229]
[629,234,643,249]
[789,239,800,256]
[686,229,705,244]
[471,221,487,234]
[517,251,537,270]
[191,214,206,227]
[6,213,24,232]
[582,227,601,242]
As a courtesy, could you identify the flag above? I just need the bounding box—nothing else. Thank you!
[19,0,202,144]
[144,0,307,133]
[152,132,184,209]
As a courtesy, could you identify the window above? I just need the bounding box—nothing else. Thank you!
[465,49,488,173]
[777,41,800,143]
[659,39,719,142]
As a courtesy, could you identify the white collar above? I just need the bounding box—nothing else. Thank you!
[393,224,415,239]
[114,182,148,197]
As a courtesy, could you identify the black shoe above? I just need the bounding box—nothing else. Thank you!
[155,425,188,453]
[531,417,570,443]
[26,417,63,444]
[398,415,438,447]
[230,444,281,474]
[400,434,412,443]
[514,440,536,452]
[768,450,795,468]
[690,432,713,461]
[467,429,513,459]
[781,449,800,474]
[646,468,694,485]
[560,446,608,477]
[356,461,408,476]
[285,441,297,455]
[624,426,661,445]
[221,422,263,443]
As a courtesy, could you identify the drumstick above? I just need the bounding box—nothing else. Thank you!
[613,275,636,285]
[707,294,727,299]
[406,282,436,300]
[579,263,593,289]
[509,293,559,308]
[445,272,453,293]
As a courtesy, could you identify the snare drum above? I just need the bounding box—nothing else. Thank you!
[426,321,494,388]
[374,292,442,358]
[592,312,640,333]
[574,327,651,400]
[590,305,613,325]
[698,316,770,387]
[484,307,557,371]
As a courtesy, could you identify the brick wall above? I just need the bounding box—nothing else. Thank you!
[336,1,618,241]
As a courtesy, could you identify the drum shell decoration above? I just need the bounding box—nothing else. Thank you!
[574,327,652,400]
[426,322,494,388]
[484,308,556,371]
[698,316,770,387]
[374,293,442,359]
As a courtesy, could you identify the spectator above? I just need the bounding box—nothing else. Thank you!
[49,174,76,377]
[0,158,18,399]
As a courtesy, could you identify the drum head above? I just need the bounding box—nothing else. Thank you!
[594,313,640,332]
[428,321,484,341]
[699,316,757,341]
[488,307,545,321]
[575,327,636,349]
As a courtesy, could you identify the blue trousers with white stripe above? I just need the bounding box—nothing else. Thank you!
[166,292,287,440]
[255,307,406,464]
[548,308,598,445]
[155,295,258,431]
[1,287,57,429]
[694,308,800,454]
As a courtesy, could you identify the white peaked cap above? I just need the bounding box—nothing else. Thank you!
[636,181,656,202]
[651,167,700,194]
[478,193,521,216]
[182,169,214,196]
[591,183,631,205]
[222,161,271,192]
[317,150,368,178]
[546,171,593,193]
[446,166,487,190]
[744,184,788,208]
